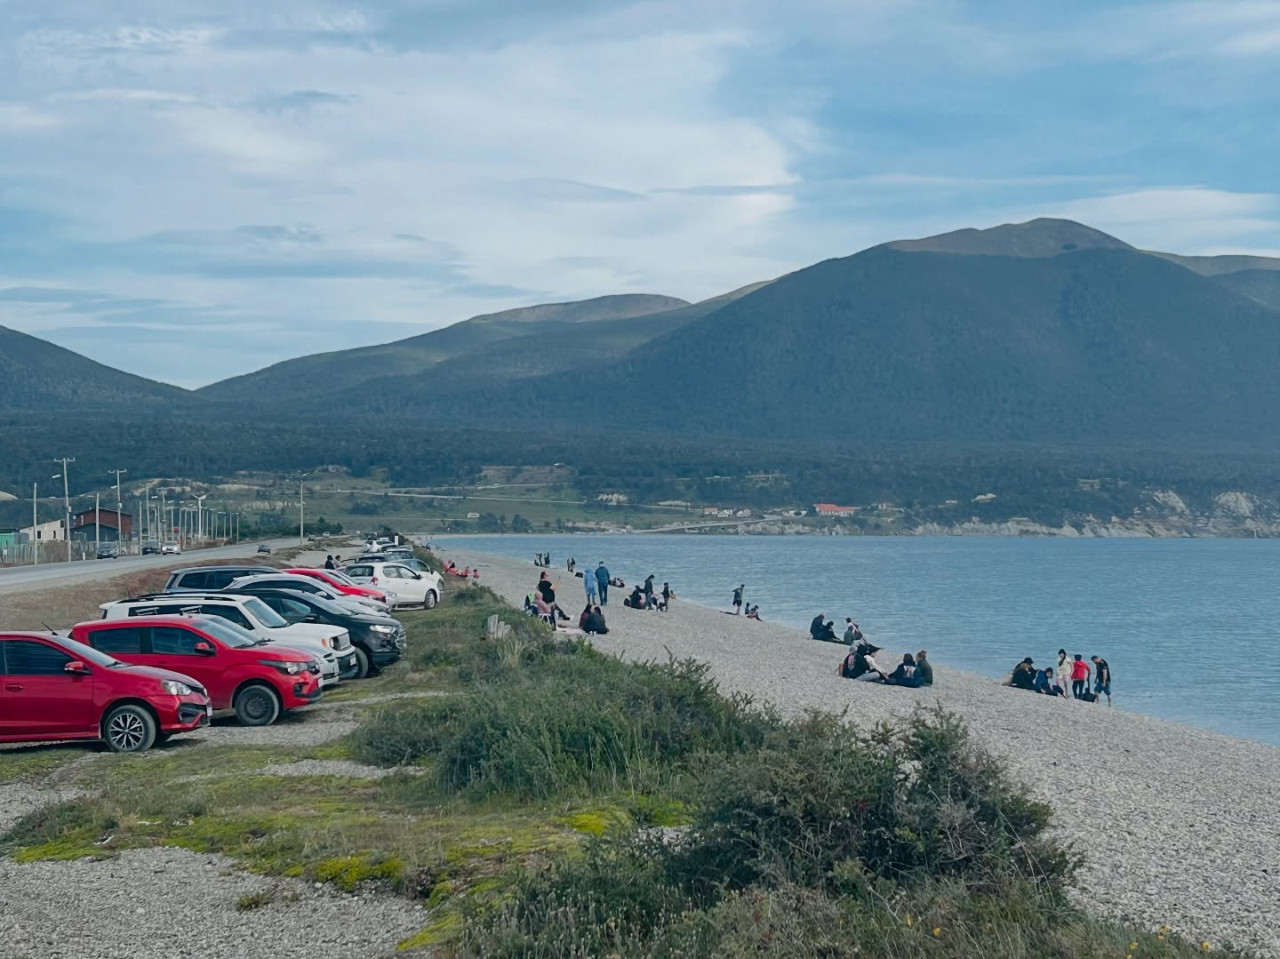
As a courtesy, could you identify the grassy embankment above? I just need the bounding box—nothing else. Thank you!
[2,565,1251,957]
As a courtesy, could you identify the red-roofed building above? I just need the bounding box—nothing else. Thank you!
[813,503,857,516]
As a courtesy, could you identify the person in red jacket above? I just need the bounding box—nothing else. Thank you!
[1070,654,1092,700]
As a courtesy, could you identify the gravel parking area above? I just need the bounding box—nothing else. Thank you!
[449,547,1280,958]
[0,847,425,959]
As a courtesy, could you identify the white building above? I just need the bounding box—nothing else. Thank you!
[20,519,66,543]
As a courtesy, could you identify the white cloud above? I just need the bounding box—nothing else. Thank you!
[1038,188,1280,251]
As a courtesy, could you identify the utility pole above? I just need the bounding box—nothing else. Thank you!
[108,469,127,552]
[95,491,101,555]
[51,457,74,563]
[299,479,305,543]
[31,481,38,566]
[194,493,207,542]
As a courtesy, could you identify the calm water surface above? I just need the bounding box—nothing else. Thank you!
[438,534,1280,747]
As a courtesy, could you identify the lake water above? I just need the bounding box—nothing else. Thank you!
[437,534,1280,747]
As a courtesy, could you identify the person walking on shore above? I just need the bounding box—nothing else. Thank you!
[732,584,744,614]
[1092,655,1112,705]
[1069,654,1091,700]
[595,562,610,605]
[643,574,656,609]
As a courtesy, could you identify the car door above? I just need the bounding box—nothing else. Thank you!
[146,625,222,699]
[389,565,427,603]
[0,638,95,737]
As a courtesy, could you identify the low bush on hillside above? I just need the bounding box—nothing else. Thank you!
[352,649,776,798]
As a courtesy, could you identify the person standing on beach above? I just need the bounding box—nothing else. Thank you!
[1070,654,1091,699]
[583,565,598,605]
[732,584,744,614]
[1092,655,1112,705]
[643,574,656,609]
[595,562,610,605]
[660,582,673,611]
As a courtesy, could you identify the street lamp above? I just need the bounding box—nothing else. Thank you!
[51,457,74,563]
[194,494,207,542]
[108,469,127,552]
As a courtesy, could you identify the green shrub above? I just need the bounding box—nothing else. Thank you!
[673,708,1076,896]
[352,651,776,799]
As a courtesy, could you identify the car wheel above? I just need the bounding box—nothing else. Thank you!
[423,590,438,610]
[352,646,371,679]
[234,683,281,726]
[102,704,157,753]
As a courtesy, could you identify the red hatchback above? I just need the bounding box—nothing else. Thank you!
[284,568,388,605]
[70,615,322,727]
[0,631,210,753]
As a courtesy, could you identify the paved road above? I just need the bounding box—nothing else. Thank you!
[0,539,296,593]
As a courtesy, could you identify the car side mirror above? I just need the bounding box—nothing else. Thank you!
[412,573,423,580]
[303,614,318,623]
[193,641,216,656]
[64,660,92,675]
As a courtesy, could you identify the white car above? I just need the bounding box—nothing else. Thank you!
[99,594,357,685]
[342,561,442,609]
[161,541,182,555]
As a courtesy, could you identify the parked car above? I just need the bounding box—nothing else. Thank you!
[99,594,355,685]
[352,555,434,576]
[341,561,443,609]
[247,588,406,677]
[226,573,391,615]
[164,565,279,593]
[282,567,390,605]
[161,541,182,555]
[257,543,272,554]
[96,543,119,560]
[71,615,321,726]
[141,541,161,555]
[0,630,211,752]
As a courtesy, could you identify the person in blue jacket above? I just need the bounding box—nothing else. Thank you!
[595,561,610,605]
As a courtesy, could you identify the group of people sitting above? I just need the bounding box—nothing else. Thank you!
[623,574,673,611]
[577,604,608,634]
[838,638,933,688]
[1008,650,1111,704]
[442,560,479,580]
[810,615,863,645]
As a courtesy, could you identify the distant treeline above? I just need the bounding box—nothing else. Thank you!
[2,412,1279,528]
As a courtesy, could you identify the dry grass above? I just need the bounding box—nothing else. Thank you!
[0,556,279,631]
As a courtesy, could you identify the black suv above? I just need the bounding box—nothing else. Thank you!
[243,587,405,677]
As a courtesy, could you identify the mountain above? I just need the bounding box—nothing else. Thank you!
[327,283,771,405]
[884,217,1134,258]
[0,325,191,410]
[398,220,1280,447]
[198,293,688,403]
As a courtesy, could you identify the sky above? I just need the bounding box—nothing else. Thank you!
[2,0,1280,387]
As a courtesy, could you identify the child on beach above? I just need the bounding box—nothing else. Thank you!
[1070,654,1091,699]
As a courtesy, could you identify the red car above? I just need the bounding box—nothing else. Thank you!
[0,631,210,753]
[284,567,388,605]
[70,614,322,727]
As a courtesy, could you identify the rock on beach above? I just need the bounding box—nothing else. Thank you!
[445,546,1280,958]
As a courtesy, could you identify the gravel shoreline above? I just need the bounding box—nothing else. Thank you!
[448,547,1280,957]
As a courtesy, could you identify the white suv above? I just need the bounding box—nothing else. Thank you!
[341,562,442,609]
[99,594,357,685]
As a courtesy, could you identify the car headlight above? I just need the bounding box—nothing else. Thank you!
[160,680,193,696]
[260,659,304,675]
[370,624,395,634]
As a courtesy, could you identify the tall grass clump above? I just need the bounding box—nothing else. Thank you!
[456,709,1108,958]
[353,651,777,798]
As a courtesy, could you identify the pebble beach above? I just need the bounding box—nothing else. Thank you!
[445,546,1280,957]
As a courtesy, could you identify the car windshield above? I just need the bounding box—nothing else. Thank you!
[324,570,357,586]
[296,592,347,616]
[243,597,290,628]
[194,616,258,649]
[53,634,122,668]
